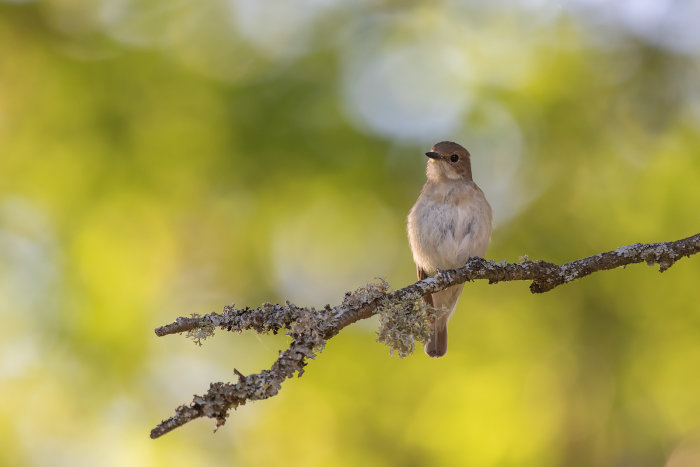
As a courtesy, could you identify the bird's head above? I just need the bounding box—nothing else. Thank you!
[424,141,473,182]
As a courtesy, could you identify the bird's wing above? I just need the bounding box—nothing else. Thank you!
[417,266,434,307]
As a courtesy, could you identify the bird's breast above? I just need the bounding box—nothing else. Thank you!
[407,182,492,273]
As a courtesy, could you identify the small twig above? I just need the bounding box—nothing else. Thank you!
[150,232,700,439]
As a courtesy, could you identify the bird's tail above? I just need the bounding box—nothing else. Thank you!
[423,283,464,358]
[424,314,448,358]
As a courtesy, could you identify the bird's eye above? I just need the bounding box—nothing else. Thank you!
[450,154,459,163]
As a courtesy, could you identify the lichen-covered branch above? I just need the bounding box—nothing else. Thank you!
[151,232,700,439]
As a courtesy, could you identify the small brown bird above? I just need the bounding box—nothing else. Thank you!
[407,141,492,358]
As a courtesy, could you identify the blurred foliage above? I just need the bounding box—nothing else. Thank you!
[1,1,700,466]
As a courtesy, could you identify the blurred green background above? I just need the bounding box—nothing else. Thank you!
[1,1,700,466]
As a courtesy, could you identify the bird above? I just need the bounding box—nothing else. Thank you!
[407,141,493,358]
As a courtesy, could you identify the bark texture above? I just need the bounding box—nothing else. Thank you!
[151,232,700,439]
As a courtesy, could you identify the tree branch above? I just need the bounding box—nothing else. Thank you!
[150,232,700,439]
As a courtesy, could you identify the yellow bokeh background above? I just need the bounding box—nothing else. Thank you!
[1,2,700,466]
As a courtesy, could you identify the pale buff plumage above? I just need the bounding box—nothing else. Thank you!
[407,141,492,358]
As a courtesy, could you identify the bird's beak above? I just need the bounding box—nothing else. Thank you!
[425,151,440,160]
